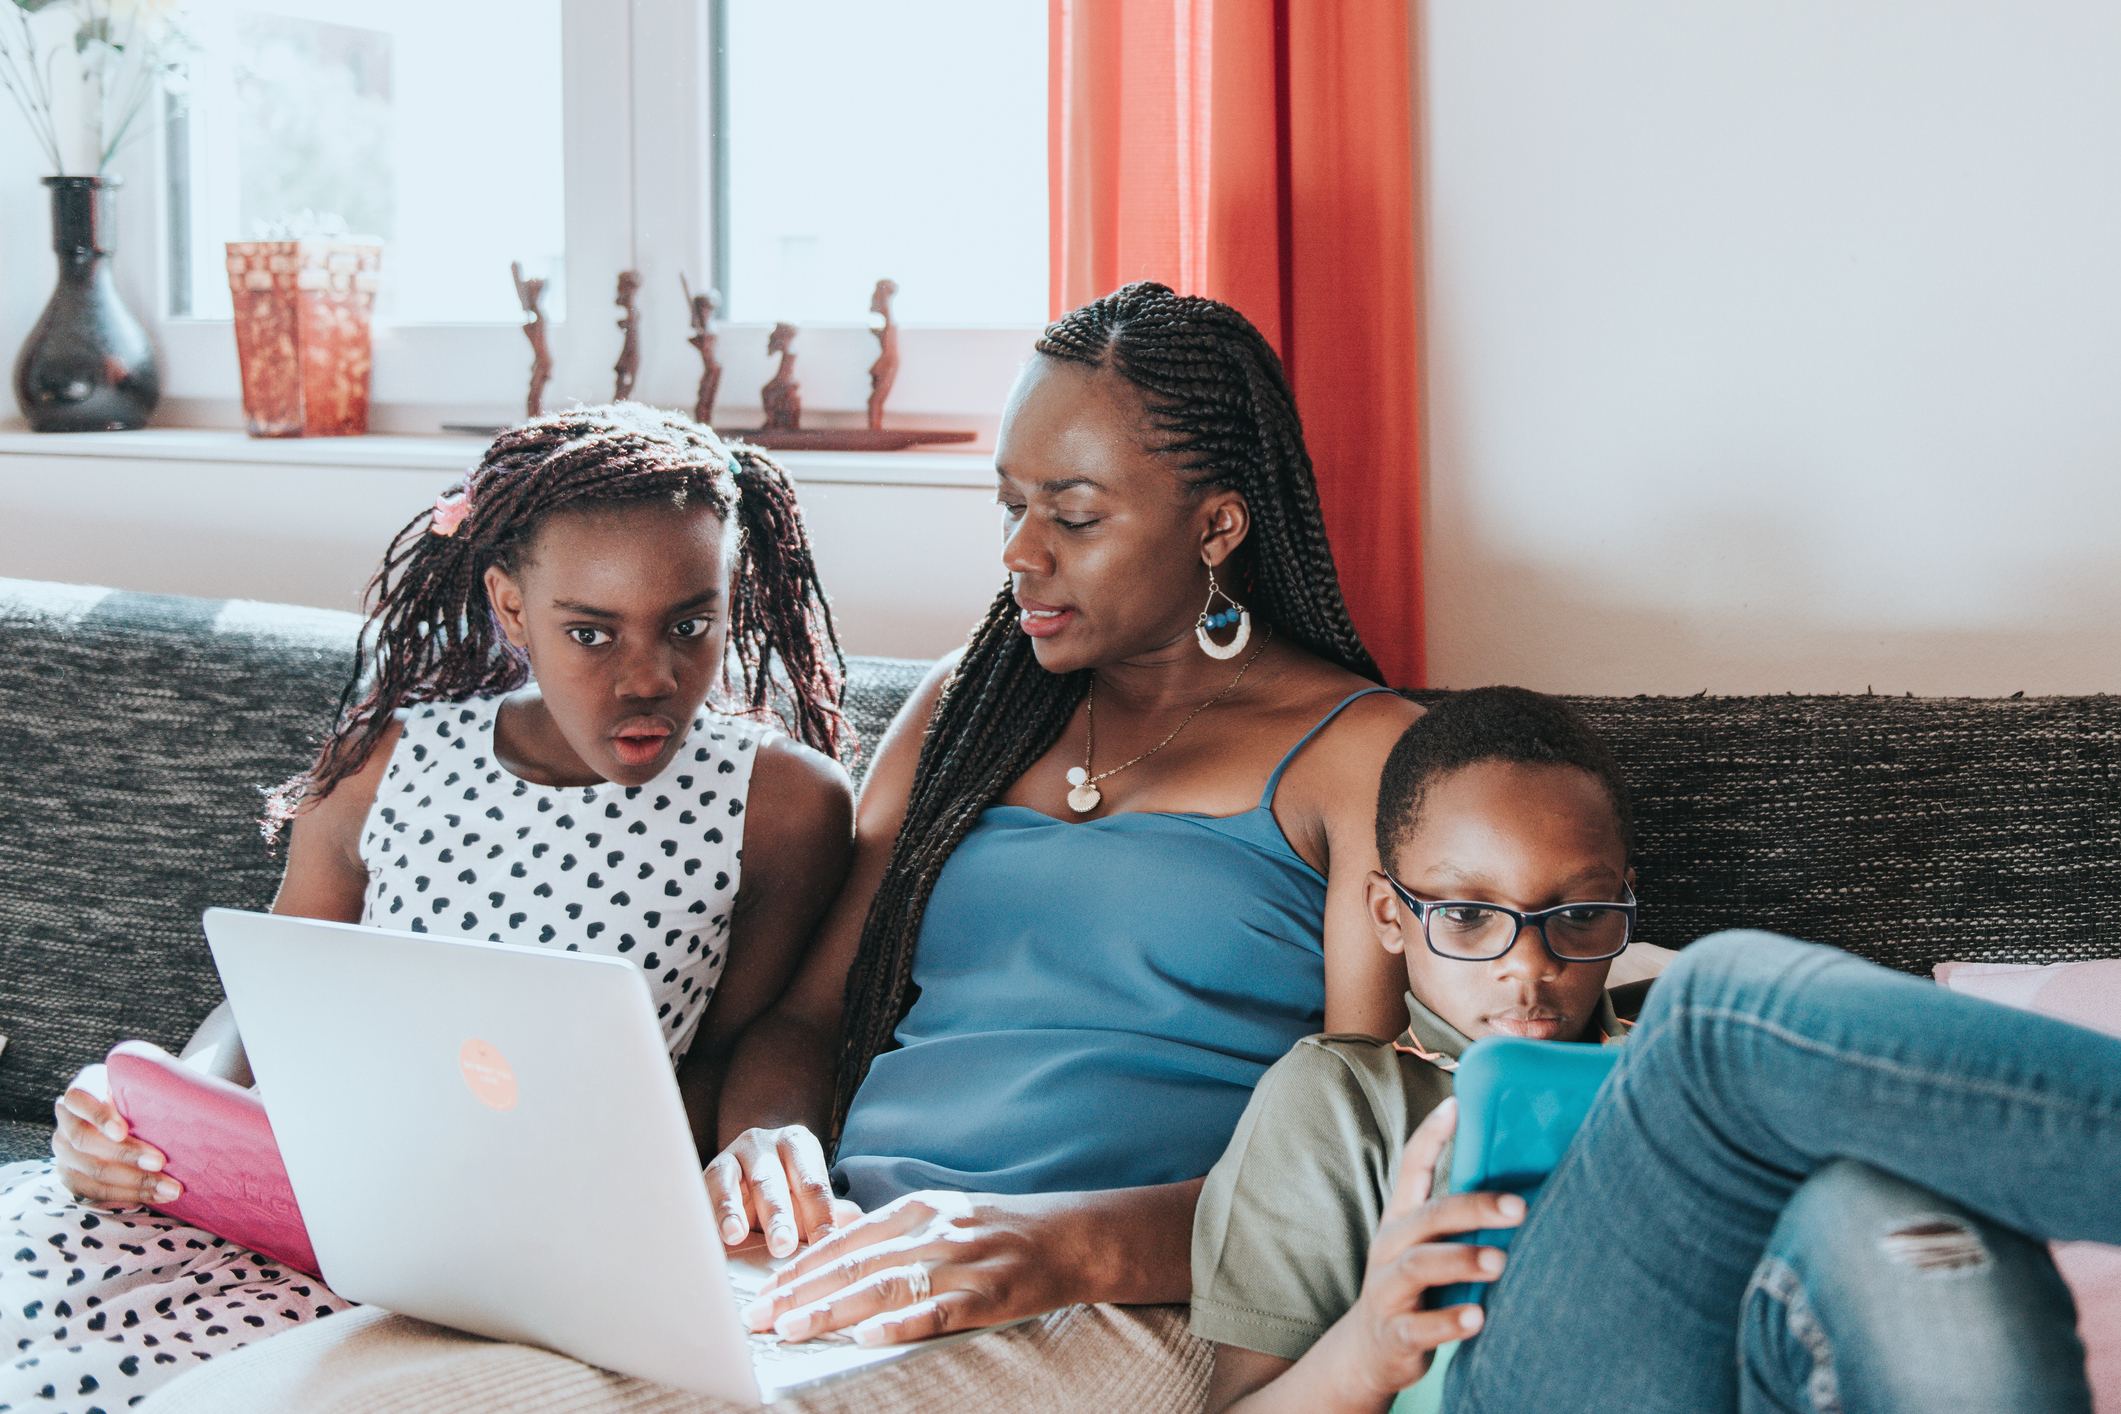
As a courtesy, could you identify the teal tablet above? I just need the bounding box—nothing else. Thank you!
[1423,1035,1620,1311]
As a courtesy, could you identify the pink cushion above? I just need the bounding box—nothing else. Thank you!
[1935,958,2121,1410]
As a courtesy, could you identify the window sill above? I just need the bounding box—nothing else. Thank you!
[0,428,995,489]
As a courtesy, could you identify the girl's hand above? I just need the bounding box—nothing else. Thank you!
[49,1065,182,1209]
[705,1125,861,1258]
[1333,1098,1524,1405]
[740,1190,1070,1347]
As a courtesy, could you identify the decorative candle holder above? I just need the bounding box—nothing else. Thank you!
[224,240,382,437]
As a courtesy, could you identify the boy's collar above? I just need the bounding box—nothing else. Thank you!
[1392,989,1629,1074]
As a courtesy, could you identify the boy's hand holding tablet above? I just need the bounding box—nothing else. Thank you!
[1317,1098,1523,1408]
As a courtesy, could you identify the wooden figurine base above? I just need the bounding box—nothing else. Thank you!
[729,427,977,452]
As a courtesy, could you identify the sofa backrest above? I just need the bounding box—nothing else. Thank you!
[0,581,360,1125]
[1409,690,2121,977]
[0,578,923,1128]
[3,576,2115,1128]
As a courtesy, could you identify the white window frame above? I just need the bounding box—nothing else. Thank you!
[97,0,1035,438]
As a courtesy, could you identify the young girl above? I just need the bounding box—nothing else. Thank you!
[0,404,857,1413]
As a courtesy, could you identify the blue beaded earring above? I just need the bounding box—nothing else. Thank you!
[1196,565,1251,660]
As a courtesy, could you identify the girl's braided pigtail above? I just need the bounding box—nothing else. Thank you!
[261,484,526,838]
[727,444,848,759]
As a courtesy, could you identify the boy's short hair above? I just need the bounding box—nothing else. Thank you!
[1374,686,1635,867]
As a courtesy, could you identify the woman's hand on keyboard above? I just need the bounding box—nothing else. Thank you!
[739,1179,1201,1347]
[739,1190,1063,1346]
[50,1065,182,1208]
[706,1124,862,1259]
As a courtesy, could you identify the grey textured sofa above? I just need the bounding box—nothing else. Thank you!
[2,575,2117,1165]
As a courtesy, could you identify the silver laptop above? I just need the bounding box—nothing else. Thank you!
[201,907,1007,1402]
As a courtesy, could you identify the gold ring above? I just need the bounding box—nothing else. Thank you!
[902,1263,931,1305]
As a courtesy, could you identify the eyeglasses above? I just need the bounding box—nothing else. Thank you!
[1382,869,1637,963]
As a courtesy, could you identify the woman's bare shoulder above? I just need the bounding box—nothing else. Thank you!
[861,650,964,775]
[1259,651,1420,809]
[1271,648,1420,736]
[904,647,967,728]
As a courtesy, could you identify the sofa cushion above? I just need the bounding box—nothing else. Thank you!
[6,574,2117,1122]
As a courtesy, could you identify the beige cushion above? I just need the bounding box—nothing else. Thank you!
[142,1301,1209,1414]
[1606,940,1677,989]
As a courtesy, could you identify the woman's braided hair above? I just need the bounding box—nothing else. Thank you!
[266,402,845,833]
[828,282,1379,1138]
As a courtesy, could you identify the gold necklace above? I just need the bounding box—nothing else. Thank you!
[1064,625,1273,814]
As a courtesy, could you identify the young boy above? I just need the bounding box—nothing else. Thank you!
[1189,685,1639,1414]
[1191,686,2113,1414]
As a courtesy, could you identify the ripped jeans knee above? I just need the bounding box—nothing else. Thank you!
[1739,1159,2090,1414]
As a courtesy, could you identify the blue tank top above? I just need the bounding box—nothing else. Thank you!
[832,687,1395,1208]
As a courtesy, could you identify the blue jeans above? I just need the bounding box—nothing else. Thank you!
[1447,933,2118,1414]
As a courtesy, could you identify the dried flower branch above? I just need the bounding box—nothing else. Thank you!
[0,0,192,175]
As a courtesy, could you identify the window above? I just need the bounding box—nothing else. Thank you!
[104,0,1035,431]
[167,1,566,326]
[715,0,1046,328]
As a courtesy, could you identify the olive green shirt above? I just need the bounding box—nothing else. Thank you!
[1189,989,1626,1361]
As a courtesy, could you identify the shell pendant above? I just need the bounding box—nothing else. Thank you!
[1065,766,1101,814]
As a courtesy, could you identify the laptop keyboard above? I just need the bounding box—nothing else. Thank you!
[748,1327,862,1362]
[729,1262,867,1363]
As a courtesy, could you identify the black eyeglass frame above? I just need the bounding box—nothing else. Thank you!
[1381,869,1639,963]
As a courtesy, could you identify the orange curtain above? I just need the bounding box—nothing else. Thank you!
[1050,0,1424,687]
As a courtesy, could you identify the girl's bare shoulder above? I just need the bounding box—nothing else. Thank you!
[745,731,855,844]
[299,712,408,831]
[274,713,409,919]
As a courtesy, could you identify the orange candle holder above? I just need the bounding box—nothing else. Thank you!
[224,240,382,438]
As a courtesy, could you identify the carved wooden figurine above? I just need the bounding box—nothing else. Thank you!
[612,270,642,402]
[682,275,723,426]
[511,261,552,420]
[760,322,801,431]
[732,287,972,451]
[866,277,899,430]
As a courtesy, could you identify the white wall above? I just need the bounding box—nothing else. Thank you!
[0,444,1000,660]
[2,11,69,422]
[1420,0,2121,695]
[16,3,2121,693]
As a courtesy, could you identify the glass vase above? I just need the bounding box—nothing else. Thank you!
[11,176,161,432]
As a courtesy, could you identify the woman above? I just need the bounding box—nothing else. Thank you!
[141,285,1417,1412]
[711,282,1420,1345]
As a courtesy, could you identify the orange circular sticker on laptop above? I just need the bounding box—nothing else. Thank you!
[459,1038,518,1112]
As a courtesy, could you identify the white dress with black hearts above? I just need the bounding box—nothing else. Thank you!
[0,701,762,1414]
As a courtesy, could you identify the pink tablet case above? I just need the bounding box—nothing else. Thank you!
[104,1040,321,1277]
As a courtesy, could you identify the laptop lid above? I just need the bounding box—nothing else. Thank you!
[201,907,760,1400]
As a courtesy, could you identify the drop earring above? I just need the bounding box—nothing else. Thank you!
[1196,566,1251,660]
